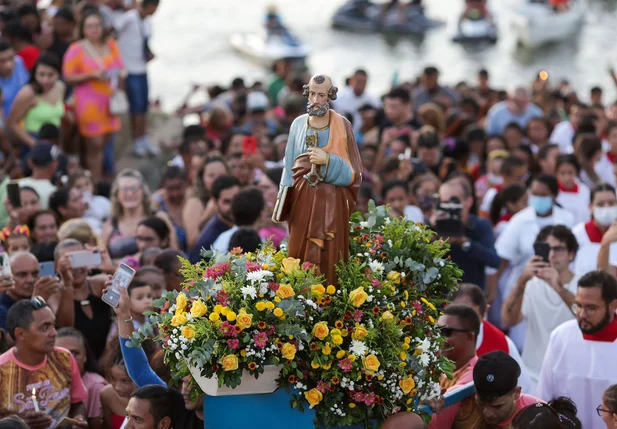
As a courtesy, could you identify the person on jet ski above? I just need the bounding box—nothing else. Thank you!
[461,0,492,21]
[549,0,570,12]
[265,6,300,47]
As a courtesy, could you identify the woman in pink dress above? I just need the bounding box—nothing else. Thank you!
[63,10,125,182]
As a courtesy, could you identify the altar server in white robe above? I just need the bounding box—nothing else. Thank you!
[537,270,617,429]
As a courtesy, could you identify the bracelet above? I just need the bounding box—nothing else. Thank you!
[123,317,133,324]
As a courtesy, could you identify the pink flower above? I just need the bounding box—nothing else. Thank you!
[253,332,268,348]
[216,290,231,307]
[364,392,377,406]
[371,278,381,288]
[413,301,423,314]
[338,358,353,373]
[246,262,261,272]
[302,261,314,270]
[227,339,240,350]
[205,263,230,281]
[374,234,384,244]
[352,310,363,323]
[268,282,280,293]
[316,381,331,393]
[354,392,365,403]
[220,322,237,337]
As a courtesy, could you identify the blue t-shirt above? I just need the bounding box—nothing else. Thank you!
[0,56,29,116]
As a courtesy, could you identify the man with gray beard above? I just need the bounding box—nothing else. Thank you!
[274,74,362,286]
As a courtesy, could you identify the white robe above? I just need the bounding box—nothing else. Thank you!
[536,319,617,429]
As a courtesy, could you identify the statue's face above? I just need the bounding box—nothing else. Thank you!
[307,81,330,117]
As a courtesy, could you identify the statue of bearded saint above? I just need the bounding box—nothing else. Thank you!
[273,74,362,286]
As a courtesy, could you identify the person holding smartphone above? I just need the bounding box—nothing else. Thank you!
[501,225,579,391]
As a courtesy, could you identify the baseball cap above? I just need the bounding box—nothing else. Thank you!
[29,141,60,168]
[247,91,269,112]
[473,351,521,402]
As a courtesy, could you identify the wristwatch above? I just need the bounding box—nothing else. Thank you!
[462,240,472,252]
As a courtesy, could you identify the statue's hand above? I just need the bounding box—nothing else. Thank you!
[307,147,328,165]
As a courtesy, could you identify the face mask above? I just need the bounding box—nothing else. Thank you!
[487,173,503,185]
[529,195,553,216]
[593,206,617,227]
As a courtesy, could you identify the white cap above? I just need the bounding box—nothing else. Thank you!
[247,91,269,112]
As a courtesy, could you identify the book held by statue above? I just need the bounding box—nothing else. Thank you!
[273,186,292,223]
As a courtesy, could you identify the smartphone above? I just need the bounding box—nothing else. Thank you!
[56,417,80,429]
[533,242,550,263]
[68,250,102,269]
[102,263,136,307]
[0,253,11,277]
[39,261,56,278]
[7,182,20,208]
[398,148,412,161]
[242,136,258,157]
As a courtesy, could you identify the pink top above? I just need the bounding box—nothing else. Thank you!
[81,371,108,419]
[0,347,88,427]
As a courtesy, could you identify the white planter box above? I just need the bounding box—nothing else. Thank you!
[187,364,282,396]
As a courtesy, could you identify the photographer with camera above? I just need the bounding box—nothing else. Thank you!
[431,179,500,289]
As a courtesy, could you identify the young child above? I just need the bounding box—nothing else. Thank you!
[106,279,153,341]
[556,154,591,225]
[0,225,31,255]
[135,266,166,300]
[100,343,137,429]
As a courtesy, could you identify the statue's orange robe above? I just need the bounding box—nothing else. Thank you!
[287,111,362,286]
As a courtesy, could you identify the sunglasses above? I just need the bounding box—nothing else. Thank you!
[31,296,47,309]
[438,326,472,337]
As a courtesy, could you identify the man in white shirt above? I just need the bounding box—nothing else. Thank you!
[537,270,617,429]
[113,0,159,157]
[500,225,579,392]
[332,69,381,133]
[212,187,264,254]
[549,102,587,154]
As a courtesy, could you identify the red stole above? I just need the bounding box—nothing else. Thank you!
[583,317,617,342]
[477,320,509,356]
[558,181,579,193]
[585,220,605,243]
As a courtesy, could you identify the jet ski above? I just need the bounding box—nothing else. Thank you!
[331,0,442,35]
[452,1,498,43]
[512,0,585,48]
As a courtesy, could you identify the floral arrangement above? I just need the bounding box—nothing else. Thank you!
[277,202,462,427]
[131,245,323,390]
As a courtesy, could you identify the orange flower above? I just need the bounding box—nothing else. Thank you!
[248,362,257,370]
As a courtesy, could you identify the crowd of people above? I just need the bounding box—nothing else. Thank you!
[0,0,615,428]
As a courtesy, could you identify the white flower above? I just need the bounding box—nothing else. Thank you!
[359,221,369,228]
[259,283,269,295]
[417,337,432,352]
[385,217,391,225]
[368,260,384,276]
[241,285,257,299]
[419,352,431,366]
[388,239,393,247]
[246,270,273,283]
[349,340,368,356]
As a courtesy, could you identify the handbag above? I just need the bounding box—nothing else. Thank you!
[83,40,128,115]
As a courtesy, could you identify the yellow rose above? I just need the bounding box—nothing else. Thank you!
[256,302,266,312]
[236,310,253,329]
[226,311,237,322]
[175,293,188,311]
[322,343,331,356]
[387,271,402,285]
[276,285,295,299]
[348,287,368,307]
[281,257,301,275]
[326,285,336,295]
[381,311,394,322]
[208,312,220,322]
[181,325,196,340]
[281,343,297,360]
[304,388,323,407]
[336,350,346,359]
[221,354,239,371]
[171,312,188,327]
[265,301,275,310]
[352,325,369,341]
[312,322,329,340]
[273,308,284,318]
[332,335,343,346]
[190,300,207,318]
[399,376,416,394]
[362,354,381,374]
[311,284,326,295]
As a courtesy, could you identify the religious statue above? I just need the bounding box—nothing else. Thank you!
[273,74,362,286]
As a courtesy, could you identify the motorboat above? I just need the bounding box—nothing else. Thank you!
[452,17,498,43]
[331,0,442,35]
[512,0,585,48]
[230,9,309,65]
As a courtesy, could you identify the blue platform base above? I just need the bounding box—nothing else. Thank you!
[203,388,376,429]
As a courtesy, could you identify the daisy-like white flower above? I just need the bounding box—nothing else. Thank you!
[368,260,384,276]
[349,340,368,356]
[241,285,258,299]
[419,352,431,366]
[246,270,273,283]
[359,221,369,229]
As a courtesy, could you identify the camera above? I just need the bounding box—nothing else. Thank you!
[434,197,464,237]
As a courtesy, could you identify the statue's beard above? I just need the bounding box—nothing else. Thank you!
[307,101,329,117]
